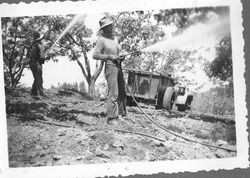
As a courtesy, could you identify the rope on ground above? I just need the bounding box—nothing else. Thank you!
[115,129,165,142]
[125,85,237,153]
[36,119,75,128]
[15,114,166,143]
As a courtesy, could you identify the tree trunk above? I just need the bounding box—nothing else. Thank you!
[13,65,25,88]
[88,80,95,97]
[76,57,104,97]
[88,61,104,97]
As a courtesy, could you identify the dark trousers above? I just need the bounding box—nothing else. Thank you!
[105,64,126,118]
[30,63,44,96]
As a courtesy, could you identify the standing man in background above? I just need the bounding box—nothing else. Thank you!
[29,31,46,99]
[92,16,127,125]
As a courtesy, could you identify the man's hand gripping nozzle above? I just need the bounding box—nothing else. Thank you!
[118,50,142,62]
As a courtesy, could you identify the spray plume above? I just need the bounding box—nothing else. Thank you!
[142,15,230,53]
[46,14,84,56]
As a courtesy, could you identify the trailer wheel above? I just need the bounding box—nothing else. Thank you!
[162,87,175,110]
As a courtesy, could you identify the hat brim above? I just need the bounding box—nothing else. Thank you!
[35,34,44,42]
[99,21,113,30]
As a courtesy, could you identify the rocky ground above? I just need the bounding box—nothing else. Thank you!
[5,87,237,167]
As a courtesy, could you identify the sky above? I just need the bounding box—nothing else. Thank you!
[20,10,230,92]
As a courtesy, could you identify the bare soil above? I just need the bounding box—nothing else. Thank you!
[5,88,236,167]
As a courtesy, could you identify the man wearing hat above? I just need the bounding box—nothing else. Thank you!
[29,31,46,99]
[93,16,127,125]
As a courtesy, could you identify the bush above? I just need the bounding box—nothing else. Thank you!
[51,82,79,93]
[191,86,234,116]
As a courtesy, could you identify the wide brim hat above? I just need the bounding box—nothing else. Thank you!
[99,17,113,30]
[33,31,41,40]
[35,34,44,42]
[33,31,44,42]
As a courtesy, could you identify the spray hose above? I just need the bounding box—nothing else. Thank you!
[41,47,236,153]
[122,72,236,153]
[120,50,142,57]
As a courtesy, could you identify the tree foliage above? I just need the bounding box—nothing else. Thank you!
[45,15,102,96]
[113,11,165,70]
[154,6,229,34]
[156,49,201,86]
[152,6,231,88]
[2,17,37,87]
[2,15,102,97]
[2,7,231,97]
[206,36,232,82]
[2,16,69,87]
[112,9,227,88]
[205,35,233,96]
[191,87,234,115]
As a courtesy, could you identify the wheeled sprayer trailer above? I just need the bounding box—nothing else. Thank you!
[125,69,193,111]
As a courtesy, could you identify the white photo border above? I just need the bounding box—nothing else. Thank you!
[0,0,248,177]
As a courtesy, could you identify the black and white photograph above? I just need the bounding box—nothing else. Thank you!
[0,0,248,177]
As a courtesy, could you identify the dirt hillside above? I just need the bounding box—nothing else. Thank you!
[5,88,236,167]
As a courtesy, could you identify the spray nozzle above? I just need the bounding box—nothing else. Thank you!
[121,50,142,57]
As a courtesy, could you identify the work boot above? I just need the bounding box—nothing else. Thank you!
[32,95,41,100]
[119,114,135,125]
[40,92,48,98]
[119,114,130,120]
[107,117,119,127]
